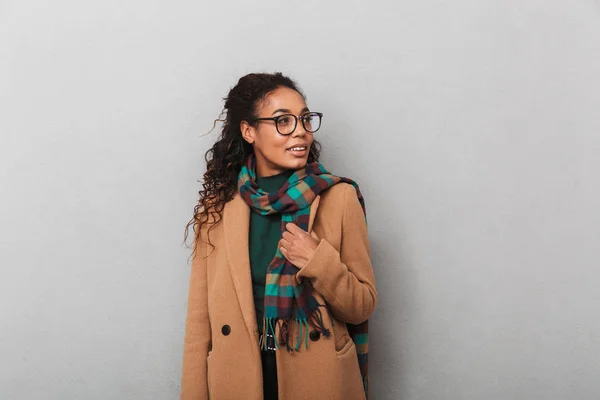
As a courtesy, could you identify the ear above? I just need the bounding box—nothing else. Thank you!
[240,120,255,144]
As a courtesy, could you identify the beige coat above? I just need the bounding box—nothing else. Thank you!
[180,182,377,400]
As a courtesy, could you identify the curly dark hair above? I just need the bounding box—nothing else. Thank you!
[183,72,322,258]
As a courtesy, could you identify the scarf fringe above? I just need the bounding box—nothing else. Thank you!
[309,305,332,337]
[262,308,332,354]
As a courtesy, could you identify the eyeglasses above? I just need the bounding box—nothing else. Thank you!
[251,112,323,135]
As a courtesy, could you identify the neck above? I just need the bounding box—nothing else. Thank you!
[256,158,287,178]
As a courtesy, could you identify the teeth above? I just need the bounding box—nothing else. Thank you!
[289,147,306,151]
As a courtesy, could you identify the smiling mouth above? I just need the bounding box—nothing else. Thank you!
[287,146,307,152]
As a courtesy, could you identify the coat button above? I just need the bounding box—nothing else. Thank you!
[221,325,231,336]
[309,330,320,341]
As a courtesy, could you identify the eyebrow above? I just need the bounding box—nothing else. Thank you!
[271,107,310,116]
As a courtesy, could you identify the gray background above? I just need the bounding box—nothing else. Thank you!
[1,0,599,399]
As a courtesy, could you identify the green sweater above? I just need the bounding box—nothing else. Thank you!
[249,169,294,331]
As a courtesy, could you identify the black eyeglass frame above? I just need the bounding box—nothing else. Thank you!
[250,112,323,135]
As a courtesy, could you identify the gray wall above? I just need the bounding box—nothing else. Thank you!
[1,0,599,399]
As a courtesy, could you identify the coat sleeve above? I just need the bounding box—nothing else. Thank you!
[180,225,211,400]
[296,184,377,325]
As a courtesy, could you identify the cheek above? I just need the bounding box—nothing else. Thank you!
[256,129,289,152]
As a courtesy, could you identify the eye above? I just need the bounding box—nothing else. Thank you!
[278,116,293,125]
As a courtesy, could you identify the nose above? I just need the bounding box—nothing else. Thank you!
[292,117,307,136]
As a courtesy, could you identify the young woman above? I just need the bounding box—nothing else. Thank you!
[181,72,377,400]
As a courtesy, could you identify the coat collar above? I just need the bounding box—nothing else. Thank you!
[222,192,321,342]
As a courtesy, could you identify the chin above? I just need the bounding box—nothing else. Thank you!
[286,158,308,170]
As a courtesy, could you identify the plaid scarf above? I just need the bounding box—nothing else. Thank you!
[237,152,370,396]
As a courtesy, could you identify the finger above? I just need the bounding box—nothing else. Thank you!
[279,245,289,258]
[279,238,290,249]
[285,222,304,233]
[290,224,311,238]
[282,231,293,241]
[310,230,319,240]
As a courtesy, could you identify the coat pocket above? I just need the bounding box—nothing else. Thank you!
[335,333,354,356]
[334,333,365,399]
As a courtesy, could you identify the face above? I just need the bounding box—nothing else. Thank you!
[240,87,315,177]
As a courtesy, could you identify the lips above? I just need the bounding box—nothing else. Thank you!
[286,144,309,157]
[286,143,309,150]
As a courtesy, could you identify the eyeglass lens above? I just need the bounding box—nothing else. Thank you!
[277,113,321,134]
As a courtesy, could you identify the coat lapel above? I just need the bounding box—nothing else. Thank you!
[223,193,255,340]
[223,192,321,341]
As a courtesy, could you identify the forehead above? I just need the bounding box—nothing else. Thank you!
[257,87,307,114]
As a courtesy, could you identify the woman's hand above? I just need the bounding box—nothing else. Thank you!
[278,223,320,269]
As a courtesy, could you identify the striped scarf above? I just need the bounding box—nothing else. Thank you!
[237,152,370,396]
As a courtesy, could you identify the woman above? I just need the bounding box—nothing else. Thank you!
[181,72,377,400]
